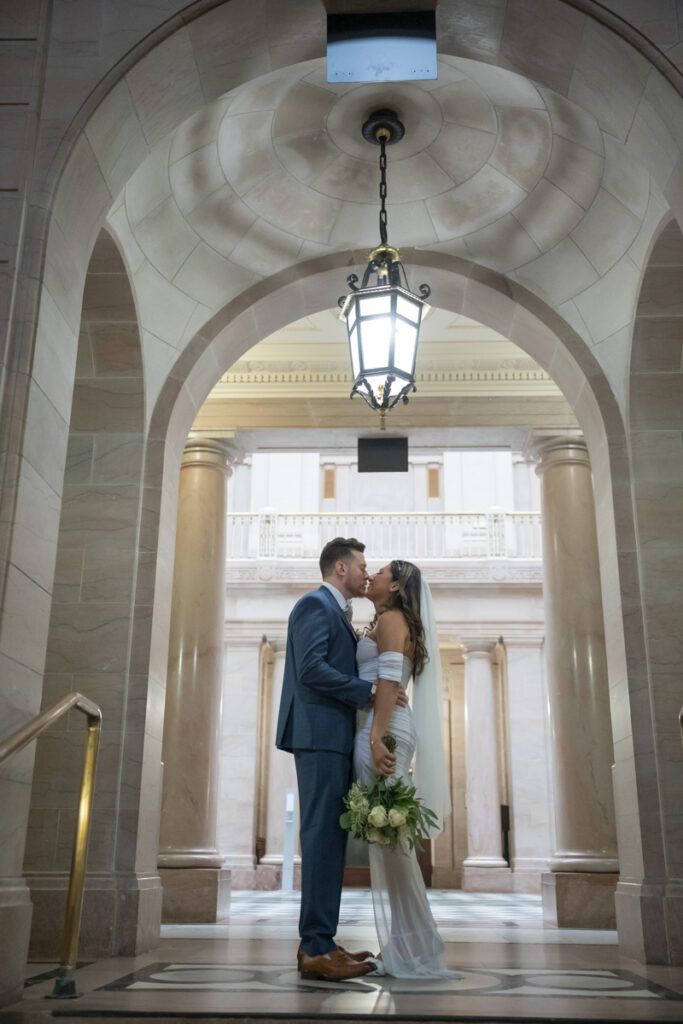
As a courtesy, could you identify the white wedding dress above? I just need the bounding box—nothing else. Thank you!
[353,635,455,978]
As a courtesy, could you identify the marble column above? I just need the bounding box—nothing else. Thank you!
[505,637,552,892]
[216,634,262,890]
[260,643,300,889]
[158,438,238,922]
[462,641,511,892]
[533,435,618,928]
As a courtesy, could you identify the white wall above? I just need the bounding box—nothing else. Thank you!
[227,449,540,515]
[248,452,320,511]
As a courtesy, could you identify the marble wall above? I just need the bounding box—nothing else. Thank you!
[22,231,163,959]
[622,219,683,961]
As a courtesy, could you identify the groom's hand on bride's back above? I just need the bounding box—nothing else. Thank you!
[366,685,408,709]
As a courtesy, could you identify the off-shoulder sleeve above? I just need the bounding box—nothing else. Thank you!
[377,650,404,682]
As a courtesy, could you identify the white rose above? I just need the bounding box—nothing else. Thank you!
[367,804,388,828]
[388,808,406,827]
[397,824,410,837]
[379,832,392,845]
[366,827,383,844]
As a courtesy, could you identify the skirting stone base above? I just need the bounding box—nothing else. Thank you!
[230,863,302,891]
[0,881,33,1008]
[27,872,163,959]
[542,871,618,929]
[462,865,512,892]
[615,879,683,965]
[159,867,231,922]
[509,871,542,894]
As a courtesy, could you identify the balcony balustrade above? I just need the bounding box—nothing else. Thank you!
[225,511,542,562]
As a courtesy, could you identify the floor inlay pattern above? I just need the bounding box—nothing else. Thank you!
[98,962,681,1001]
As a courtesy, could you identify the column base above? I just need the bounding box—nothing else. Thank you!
[462,864,512,892]
[159,867,231,922]
[0,881,33,1008]
[228,863,302,891]
[615,879,683,965]
[542,871,618,929]
[27,872,163,959]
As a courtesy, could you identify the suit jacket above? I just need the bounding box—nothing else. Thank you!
[275,586,373,754]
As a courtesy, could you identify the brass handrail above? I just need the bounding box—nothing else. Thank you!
[0,692,101,998]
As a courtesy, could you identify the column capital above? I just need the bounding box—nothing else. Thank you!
[462,640,497,658]
[523,431,589,475]
[182,436,245,476]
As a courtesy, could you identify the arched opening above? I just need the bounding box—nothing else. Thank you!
[143,253,633,926]
[21,228,150,959]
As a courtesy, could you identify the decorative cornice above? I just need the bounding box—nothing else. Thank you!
[213,367,560,398]
[225,559,543,587]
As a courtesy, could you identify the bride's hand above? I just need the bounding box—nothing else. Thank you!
[371,737,396,777]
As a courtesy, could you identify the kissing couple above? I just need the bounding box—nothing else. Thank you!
[276,537,455,980]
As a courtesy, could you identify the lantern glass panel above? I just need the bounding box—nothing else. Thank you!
[349,324,360,379]
[394,319,418,374]
[396,294,420,323]
[347,300,357,329]
[358,293,391,318]
[359,314,391,370]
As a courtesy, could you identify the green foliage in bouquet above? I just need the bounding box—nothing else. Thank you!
[339,735,439,854]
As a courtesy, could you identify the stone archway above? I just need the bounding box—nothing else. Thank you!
[141,250,648,951]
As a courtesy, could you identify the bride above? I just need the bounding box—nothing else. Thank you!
[354,559,456,979]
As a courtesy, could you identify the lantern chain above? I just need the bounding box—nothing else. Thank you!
[378,137,388,246]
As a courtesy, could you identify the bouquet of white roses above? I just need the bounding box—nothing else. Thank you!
[339,735,438,853]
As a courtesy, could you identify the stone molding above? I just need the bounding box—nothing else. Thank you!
[224,620,543,646]
[215,367,560,399]
[224,623,287,645]
[225,559,543,586]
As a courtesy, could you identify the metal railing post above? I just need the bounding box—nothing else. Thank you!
[0,692,102,999]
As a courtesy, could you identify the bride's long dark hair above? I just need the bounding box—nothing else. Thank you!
[371,559,429,676]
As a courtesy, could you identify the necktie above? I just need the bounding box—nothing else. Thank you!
[344,600,353,622]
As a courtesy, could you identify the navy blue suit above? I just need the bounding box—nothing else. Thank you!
[276,586,372,955]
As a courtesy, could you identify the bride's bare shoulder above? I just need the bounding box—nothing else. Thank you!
[376,608,408,647]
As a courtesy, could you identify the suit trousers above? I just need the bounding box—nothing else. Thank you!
[294,748,352,956]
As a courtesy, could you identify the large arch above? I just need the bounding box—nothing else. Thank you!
[141,251,648,956]
[626,218,683,962]
[3,0,683,1003]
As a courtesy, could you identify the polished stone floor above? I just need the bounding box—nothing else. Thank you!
[5,890,683,1023]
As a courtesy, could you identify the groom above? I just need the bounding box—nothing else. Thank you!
[276,537,389,981]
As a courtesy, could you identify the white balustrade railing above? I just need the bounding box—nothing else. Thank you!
[225,511,542,561]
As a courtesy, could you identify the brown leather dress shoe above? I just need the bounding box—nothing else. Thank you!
[335,943,375,962]
[298,948,376,981]
[297,945,375,969]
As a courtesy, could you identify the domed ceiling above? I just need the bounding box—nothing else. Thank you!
[117,53,622,317]
[108,48,654,427]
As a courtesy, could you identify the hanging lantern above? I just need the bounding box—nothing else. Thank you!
[338,110,431,425]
